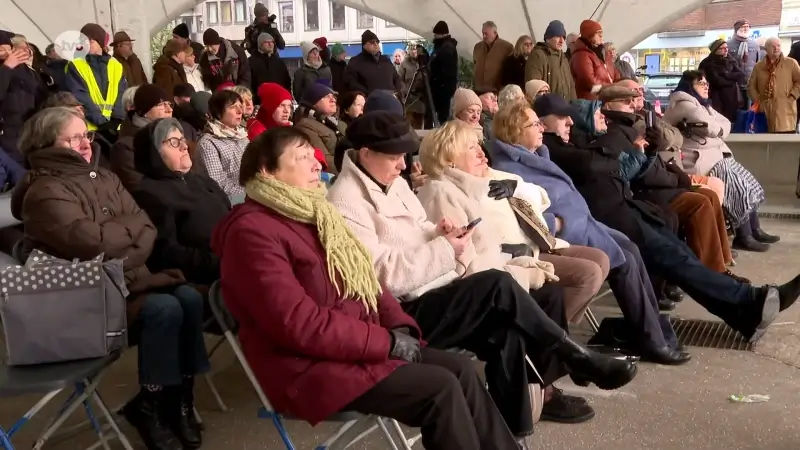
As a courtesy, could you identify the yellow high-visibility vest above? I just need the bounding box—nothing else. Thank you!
[67,58,123,131]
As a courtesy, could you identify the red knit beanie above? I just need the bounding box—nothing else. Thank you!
[579,20,602,39]
[313,37,328,49]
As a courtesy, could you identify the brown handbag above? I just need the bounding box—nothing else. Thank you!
[507,197,557,253]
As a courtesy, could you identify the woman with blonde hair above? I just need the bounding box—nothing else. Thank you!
[416,120,607,328]
[501,35,534,89]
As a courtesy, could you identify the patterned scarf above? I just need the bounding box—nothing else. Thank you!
[765,54,783,100]
[245,174,382,312]
[204,119,248,140]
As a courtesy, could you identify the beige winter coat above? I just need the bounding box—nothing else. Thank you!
[663,90,732,175]
[747,54,800,132]
[473,38,514,91]
[328,151,475,300]
[416,168,562,291]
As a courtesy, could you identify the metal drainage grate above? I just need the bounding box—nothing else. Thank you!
[670,318,753,351]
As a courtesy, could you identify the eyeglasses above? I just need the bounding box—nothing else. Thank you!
[163,137,188,148]
[156,101,174,110]
[694,80,709,88]
[525,120,542,128]
[63,131,95,147]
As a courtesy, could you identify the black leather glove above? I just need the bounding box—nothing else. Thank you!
[501,243,533,258]
[389,329,421,363]
[488,179,517,200]
[644,126,665,155]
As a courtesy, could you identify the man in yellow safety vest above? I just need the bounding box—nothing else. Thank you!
[65,23,128,141]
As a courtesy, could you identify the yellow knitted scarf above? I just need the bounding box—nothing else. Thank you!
[245,174,381,312]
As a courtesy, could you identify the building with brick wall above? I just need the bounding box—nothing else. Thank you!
[627,0,781,73]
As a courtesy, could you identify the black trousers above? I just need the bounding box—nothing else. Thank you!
[401,269,567,436]
[637,219,762,337]
[345,347,518,450]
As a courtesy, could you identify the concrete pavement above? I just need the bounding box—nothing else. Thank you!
[2,217,800,450]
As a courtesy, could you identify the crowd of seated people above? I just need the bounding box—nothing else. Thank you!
[3,19,800,450]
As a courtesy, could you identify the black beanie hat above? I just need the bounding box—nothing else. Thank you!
[203,28,221,46]
[134,84,171,116]
[173,23,190,39]
[346,111,418,155]
[254,3,269,17]
[433,21,449,35]
[361,30,379,46]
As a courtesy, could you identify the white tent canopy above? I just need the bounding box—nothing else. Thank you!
[0,0,712,75]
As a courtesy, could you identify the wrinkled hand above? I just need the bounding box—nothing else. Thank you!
[2,49,26,69]
[389,329,421,363]
[535,260,560,282]
[501,243,533,258]
[644,126,665,154]
[488,179,517,200]
[443,225,474,258]
[436,217,457,235]
[410,161,428,190]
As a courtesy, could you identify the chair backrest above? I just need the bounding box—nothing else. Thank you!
[208,281,239,334]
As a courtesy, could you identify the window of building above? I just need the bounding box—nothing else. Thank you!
[234,0,247,24]
[357,10,373,29]
[181,16,194,34]
[221,1,233,24]
[330,1,346,30]
[305,0,319,31]
[207,2,219,25]
[279,1,294,33]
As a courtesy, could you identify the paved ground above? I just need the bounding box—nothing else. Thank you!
[2,217,800,450]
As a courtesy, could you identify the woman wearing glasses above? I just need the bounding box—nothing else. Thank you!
[12,107,210,450]
[110,83,175,191]
[525,80,551,105]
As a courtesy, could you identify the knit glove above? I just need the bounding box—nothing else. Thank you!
[388,329,421,363]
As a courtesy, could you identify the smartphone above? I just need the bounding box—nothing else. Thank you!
[457,217,482,238]
[642,101,655,128]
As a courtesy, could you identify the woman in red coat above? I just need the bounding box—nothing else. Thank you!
[211,127,521,449]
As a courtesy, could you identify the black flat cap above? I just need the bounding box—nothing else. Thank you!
[346,111,418,155]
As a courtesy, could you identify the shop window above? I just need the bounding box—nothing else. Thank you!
[357,10,374,29]
[330,1,346,30]
[305,0,319,31]
[279,1,294,33]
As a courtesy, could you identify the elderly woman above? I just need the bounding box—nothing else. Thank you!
[664,70,777,252]
[417,120,608,327]
[498,84,527,110]
[293,83,344,172]
[212,126,523,450]
[491,101,692,364]
[196,89,249,197]
[572,97,740,278]
[131,119,230,286]
[451,87,493,161]
[225,84,255,124]
[329,111,637,435]
[12,107,209,450]
[111,83,174,191]
[525,80,551,104]
[501,35,534,89]
[338,90,366,125]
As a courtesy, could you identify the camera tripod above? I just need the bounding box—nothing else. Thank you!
[402,66,440,129]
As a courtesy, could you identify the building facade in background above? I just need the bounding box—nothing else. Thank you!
[176,0,421,64]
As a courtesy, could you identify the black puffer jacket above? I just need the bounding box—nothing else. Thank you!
[131,120,231,285]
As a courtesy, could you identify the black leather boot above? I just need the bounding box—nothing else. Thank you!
[733,235,770,252]
[752,228,780,244]
[555,336,637,390]
[657,297,676,311]
[121,389,182,450]
[168,380,202,449]
[640,345,692,366]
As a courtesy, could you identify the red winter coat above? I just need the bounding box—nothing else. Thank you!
[570,39,613,100]
[211,199,421,424]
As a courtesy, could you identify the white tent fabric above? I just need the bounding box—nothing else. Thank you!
[335,0,713,55]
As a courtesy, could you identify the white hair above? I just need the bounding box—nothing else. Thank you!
[497,84,525,110]
[765,37,781,47]
[122,86,139,111]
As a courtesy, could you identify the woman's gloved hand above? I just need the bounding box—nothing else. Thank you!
[501,243,533,258]
[389,329,421,363]
[488,179,518,200]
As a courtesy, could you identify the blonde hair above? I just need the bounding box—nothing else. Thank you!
[419,120,481,177]
[225,85,253,101]
[513,35,532,57]
[497,84,526,110]
[11,34,28,48]
[493,101,531,145]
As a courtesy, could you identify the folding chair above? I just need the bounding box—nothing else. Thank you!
[0,352,134,450]
[206,281,411,450]
[583,287,614,333]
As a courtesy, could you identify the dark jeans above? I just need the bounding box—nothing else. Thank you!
[129,285,211,386]
[345,347,519,450]
[639,220,760,336]
[401,269,567,436]
[607,232,678,349]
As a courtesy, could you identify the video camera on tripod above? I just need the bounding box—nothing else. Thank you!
[402,44,439,128]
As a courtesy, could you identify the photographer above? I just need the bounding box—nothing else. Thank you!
[400,44,427,129]
[429,21,459,126]
[244,4,285,56]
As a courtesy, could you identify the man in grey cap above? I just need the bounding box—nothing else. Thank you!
[244,3,285,55]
